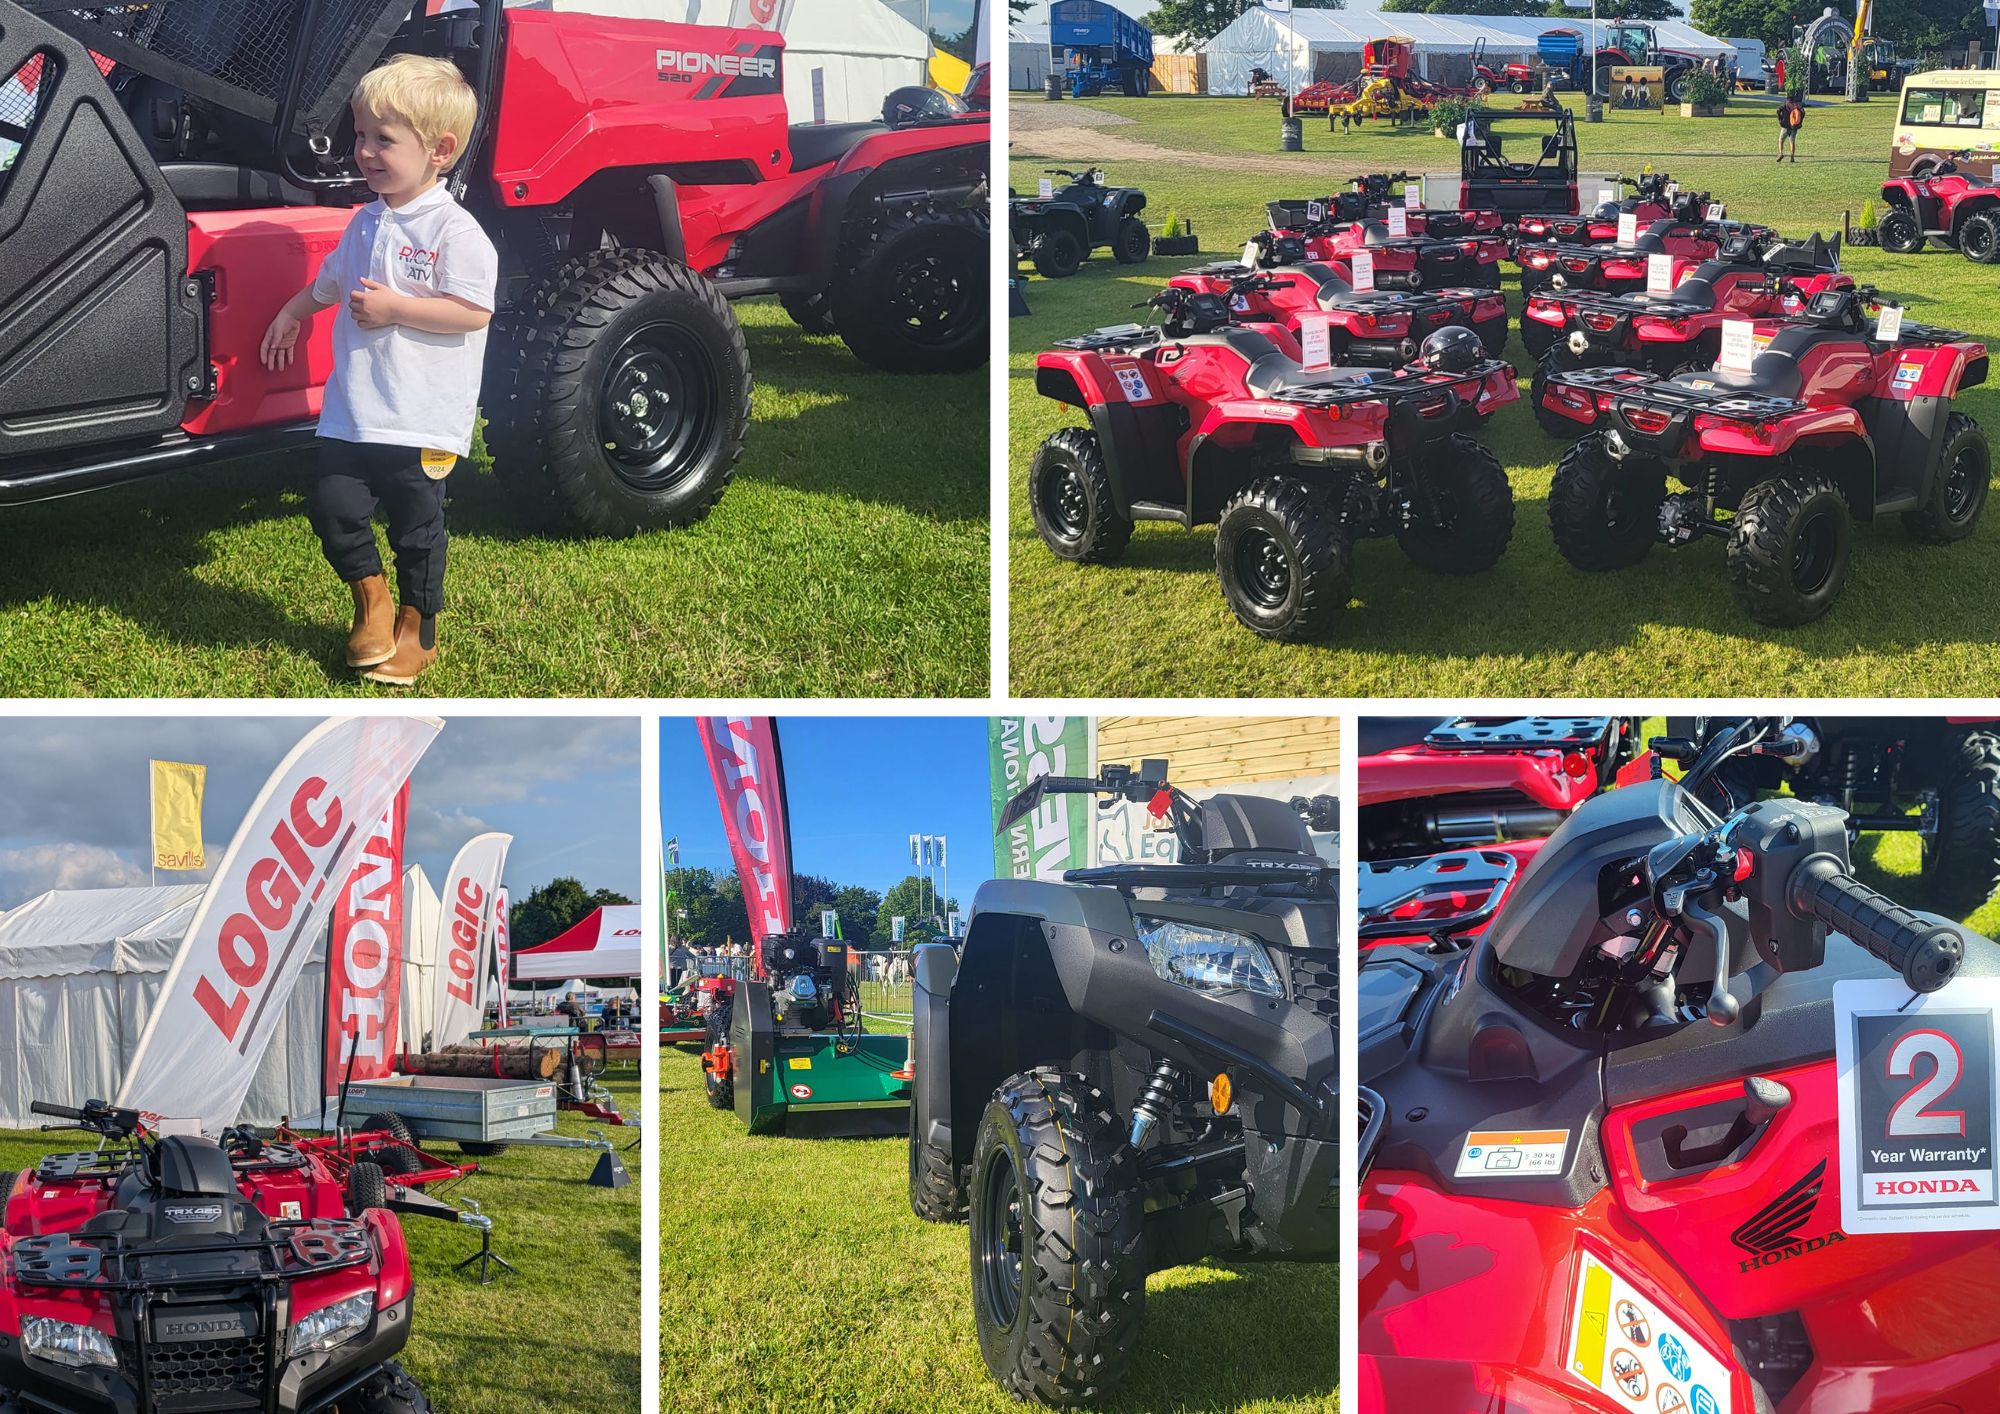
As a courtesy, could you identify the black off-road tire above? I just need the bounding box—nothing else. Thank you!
[703,995,734,1110]
[1112,216,1150,265]
[1213,476,1352,641]
[1877,207,1925,255]
[1904,412,1990,543]
[1548,434,1667,571]
[1034,228,1083,279]
[347,1161,388,1213]
[1962,210,2000,265]
[1924,729,2000,915]
[909,1101,968,1224]
[780,291,839,335]
[1726,474,1852,626]
[969,1069,1145,1407]
[1028,428,1132,563]
[373,1144,423,1178]
[1397,435,1515,574]
[489,249,750,536]
[362,1112,414,1145]
[342,1361,435,1414]
[834,203,988,373]
[456,1141,511,1158]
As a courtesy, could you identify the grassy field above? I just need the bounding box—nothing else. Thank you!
[660,1046,1337,1414]
[0,304,986,698]
[0,1071,641,1413]
[1008,94,2000,696]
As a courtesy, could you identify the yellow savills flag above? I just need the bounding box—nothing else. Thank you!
[151,760,206,871]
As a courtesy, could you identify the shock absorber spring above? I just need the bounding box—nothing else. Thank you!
[1129,1060,1180,1150]
[1837,742,1866,813]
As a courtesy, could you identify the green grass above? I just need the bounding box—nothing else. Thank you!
[0,1072,640,1413]
[1009,94,2000,696]
[0,304,986,697]
[660,1046,1337,1414]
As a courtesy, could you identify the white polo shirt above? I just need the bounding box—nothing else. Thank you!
[312,182,499,458]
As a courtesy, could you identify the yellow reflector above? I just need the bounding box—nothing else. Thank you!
[1210,1073,1233,1114]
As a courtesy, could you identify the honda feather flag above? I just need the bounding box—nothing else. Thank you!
[119,716,442,1133]
[322,782,409,1097]
[493,886,511,1027]
[696,717,794,976]
[432,832,513,1050]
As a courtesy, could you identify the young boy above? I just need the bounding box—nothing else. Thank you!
[260,53,498,686]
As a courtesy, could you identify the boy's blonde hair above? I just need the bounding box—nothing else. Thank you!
[353,54,478,171]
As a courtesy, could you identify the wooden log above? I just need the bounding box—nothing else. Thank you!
[399,1046,561,1080]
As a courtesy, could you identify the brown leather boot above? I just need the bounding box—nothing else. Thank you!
[362,606,436,686]
[345,574,395,668]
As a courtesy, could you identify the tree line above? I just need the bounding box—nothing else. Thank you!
[663,867,961,952]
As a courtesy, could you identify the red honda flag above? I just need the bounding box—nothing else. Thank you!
[493,886,511,1027]
[323,782,408,1095]
[696,717,793,978]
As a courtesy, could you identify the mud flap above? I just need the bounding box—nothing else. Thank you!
[1862,393,1936,513]
[0,6,203,461]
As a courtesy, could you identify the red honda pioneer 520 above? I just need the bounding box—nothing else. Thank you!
[0,0,987,536]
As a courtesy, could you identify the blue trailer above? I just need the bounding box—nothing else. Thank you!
[1049,0,1154,97]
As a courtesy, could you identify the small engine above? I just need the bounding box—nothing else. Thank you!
[761,934,842,1031]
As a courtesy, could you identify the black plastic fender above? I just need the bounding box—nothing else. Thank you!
[911,942,958,1152]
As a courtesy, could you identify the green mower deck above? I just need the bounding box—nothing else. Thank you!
[729,979,911,1137]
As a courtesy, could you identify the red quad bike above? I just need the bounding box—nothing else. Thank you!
[1168,250,1509,363]
[1513,171,1709,246]
[1357,715,1637,951]
[1267,175,1506,240]
[1026,289,1519,641]
[1358,724,2000,1414]
[0,0,987,536]
[1878,149,2000,265]
[1523,233,1852,436]
[1515,219,1776,297]
[1541,285,1991,626]
[0,1099,439,1413]
[1292,216,1509,292]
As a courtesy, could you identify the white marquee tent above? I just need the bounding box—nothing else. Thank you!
[0,869,441,1129]
[543,0,931,124]
[512,905,643,981]
[1200,10,1732,96]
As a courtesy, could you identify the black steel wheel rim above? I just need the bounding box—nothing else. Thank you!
[891,242,977,346]
[977,1149,1025,1329]
[1041,464,1091,541]
[597,320,721,492]
[1790,503,1839,594]
[1945,440,1985,522]
[1235,527,1293,609]
[1969,223,1996,261]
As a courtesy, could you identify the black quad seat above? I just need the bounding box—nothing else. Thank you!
[1665,324,1862,401]
[789,121,886,173]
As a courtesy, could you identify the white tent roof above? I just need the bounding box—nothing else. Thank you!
[1203,9,1730,61]
[511,905,642,981]
[0,886,203,979]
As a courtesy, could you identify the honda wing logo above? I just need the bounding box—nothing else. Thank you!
[163,1203,224,1224]
[1731,1160,1845,1271]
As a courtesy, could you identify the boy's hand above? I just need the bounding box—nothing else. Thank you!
[260,311,302,372]
[349,278,404,331]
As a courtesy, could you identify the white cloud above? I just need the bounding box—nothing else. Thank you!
[0,843,152,907]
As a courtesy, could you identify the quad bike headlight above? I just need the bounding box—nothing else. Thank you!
[1134,917,1286,999]
[23,1316,117,1370]
[288,1292,374,1356]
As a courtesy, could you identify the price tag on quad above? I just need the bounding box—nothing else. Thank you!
[1351,248,1376,291]
[1834,978,2000,1235]
[1647,253,1675,296]
[1618,212,1639,246]
[1387,206,1409,238]
[1298,314,1334,371]
[1877,303,1906,342]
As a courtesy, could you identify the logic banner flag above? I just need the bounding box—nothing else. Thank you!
[989,718,1092,881]
[697,717,794,975]
[151,760,206,872]
[432,833,513,1050]
[119,717,442,1133]
[323,782,409,1096]
[494,886,511,1027]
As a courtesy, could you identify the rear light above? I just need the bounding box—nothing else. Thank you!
[1562,751,1591,779]
[1563,257,1591,272]
[1462,240,1480,252]
[1692,412,1768,442]
[1624,408,1672,435]
[1584,313,1617,332]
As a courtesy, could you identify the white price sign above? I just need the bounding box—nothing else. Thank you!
[1877,303,1906,342]
[1387,206,1408,237]
[1617,212,1639,246]
[1647,253,1675,296]
[1836,977,2000,1235]
[1596,186,1619,209]
[1404,184,1421,210]
[1350,248,1375,291]
[1706,202,1726,222]
[1666,181,1680,199]
[1299,313,1334,370]
[1038,177,1053,198]
[1243,239,1263,270]
[1718,319,1756,372]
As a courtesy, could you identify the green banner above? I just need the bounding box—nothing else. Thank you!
[989,717,1092,881]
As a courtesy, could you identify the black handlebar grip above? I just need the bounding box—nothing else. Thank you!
[1791,856,1963,993]
[29,1102,83,1120]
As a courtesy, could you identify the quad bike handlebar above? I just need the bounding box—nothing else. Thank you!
[31,1098,145,1139]
[1791,855,1964,993]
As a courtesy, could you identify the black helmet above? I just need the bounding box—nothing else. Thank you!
[882,85,964,127]
[1419,325,1482,373]
[1591,199,1620,221]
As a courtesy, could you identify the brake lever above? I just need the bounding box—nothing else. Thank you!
[1683,888,1741,1026]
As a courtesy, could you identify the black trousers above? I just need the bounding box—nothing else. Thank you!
[308,440,448,614]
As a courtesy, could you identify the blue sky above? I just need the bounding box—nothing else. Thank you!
[661,717,995,901]
[0,717,640,911]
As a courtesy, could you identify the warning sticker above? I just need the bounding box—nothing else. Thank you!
[1893,361,1923,388]
[1455,1127,1568,1178]
[787,1057,812,1070]
[790,1084,812,1099]
[1567,1251,1735,1412]
[1112,365,1154,403]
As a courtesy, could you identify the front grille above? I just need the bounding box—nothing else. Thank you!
[144,1333,266,1404]
[1289,953,1337,1028]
